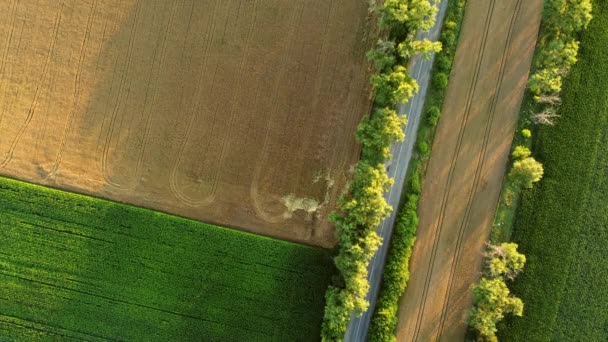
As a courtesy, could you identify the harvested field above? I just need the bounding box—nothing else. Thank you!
[395,0,542,340]
[0,0,374,247]
[0,176,333,340]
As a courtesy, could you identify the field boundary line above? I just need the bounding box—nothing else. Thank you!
[1,2,64,169]
[435,0,523,338]
[411,1,496,339]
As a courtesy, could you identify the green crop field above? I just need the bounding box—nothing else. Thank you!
[499,1,608,340]
[0,177,333,341]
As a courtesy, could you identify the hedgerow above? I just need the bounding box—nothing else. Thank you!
[320,1,441,340]
[367,1,467,341]
[497,0,608,340]
[491,1,593,242]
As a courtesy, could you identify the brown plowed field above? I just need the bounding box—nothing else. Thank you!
[0,0,374,247]
[396,0,542,340]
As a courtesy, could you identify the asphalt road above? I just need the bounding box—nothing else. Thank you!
[344,1,449,341]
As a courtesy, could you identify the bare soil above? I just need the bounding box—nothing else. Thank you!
[0,0,375,247]
[395,0,542,340]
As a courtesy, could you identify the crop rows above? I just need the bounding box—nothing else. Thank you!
[0,177,333,341]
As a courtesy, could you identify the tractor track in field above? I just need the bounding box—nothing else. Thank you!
[167,0,224,206]
[0,0,376,247]
[435,0,522,337]
[411,0,497,339]
[396,0,543,340]
[1,1,64,169]
[100,0,143,190]
[47,0,98,179]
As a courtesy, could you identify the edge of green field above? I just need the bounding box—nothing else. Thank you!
[0,176,333,341]
[498,1,608,340]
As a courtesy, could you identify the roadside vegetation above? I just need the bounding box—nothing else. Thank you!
[320,1,442,340]
[366,1,468,341]
[0,177,333,341]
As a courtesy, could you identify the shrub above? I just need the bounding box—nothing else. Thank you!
[368,194,419,342]
[436,54,452,73]
[427,106,441,127]
[485,243,526,280]
[367,40,398,72]
[433,72,449,89]
[521,129,531,138]
[511,146,531,160]
[409,169,421,195]
[441,29,456,47]
[509,157,544,188]
[417,141,430,158]
[468,277,524,341]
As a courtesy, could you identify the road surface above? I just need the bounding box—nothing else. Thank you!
[344,1,449,340]
[395,0,543,340]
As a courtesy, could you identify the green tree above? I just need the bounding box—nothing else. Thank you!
[486,243,526,280]
[367,40,397,72]
[543,0,593,35]
[509,157,544,188]
[512,146,531,160]
[379,0,438,32]
[399,39,442,59]
[357,107,407,165]
[371,66,419,107]
[467,277,524,341]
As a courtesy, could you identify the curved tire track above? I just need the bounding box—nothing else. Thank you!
[131,0,180,184]
[0,2,64,169]
[168,0,260,207]
[167,0,221,206]
[47,0,98,179]
[99,0,143,190]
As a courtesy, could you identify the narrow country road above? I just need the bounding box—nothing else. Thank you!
[344,1,449,340]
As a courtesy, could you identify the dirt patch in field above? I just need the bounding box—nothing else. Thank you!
[395,0,542,340]
[0,0,375,247]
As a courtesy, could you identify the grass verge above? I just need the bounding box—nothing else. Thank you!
[0,177,333,341]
